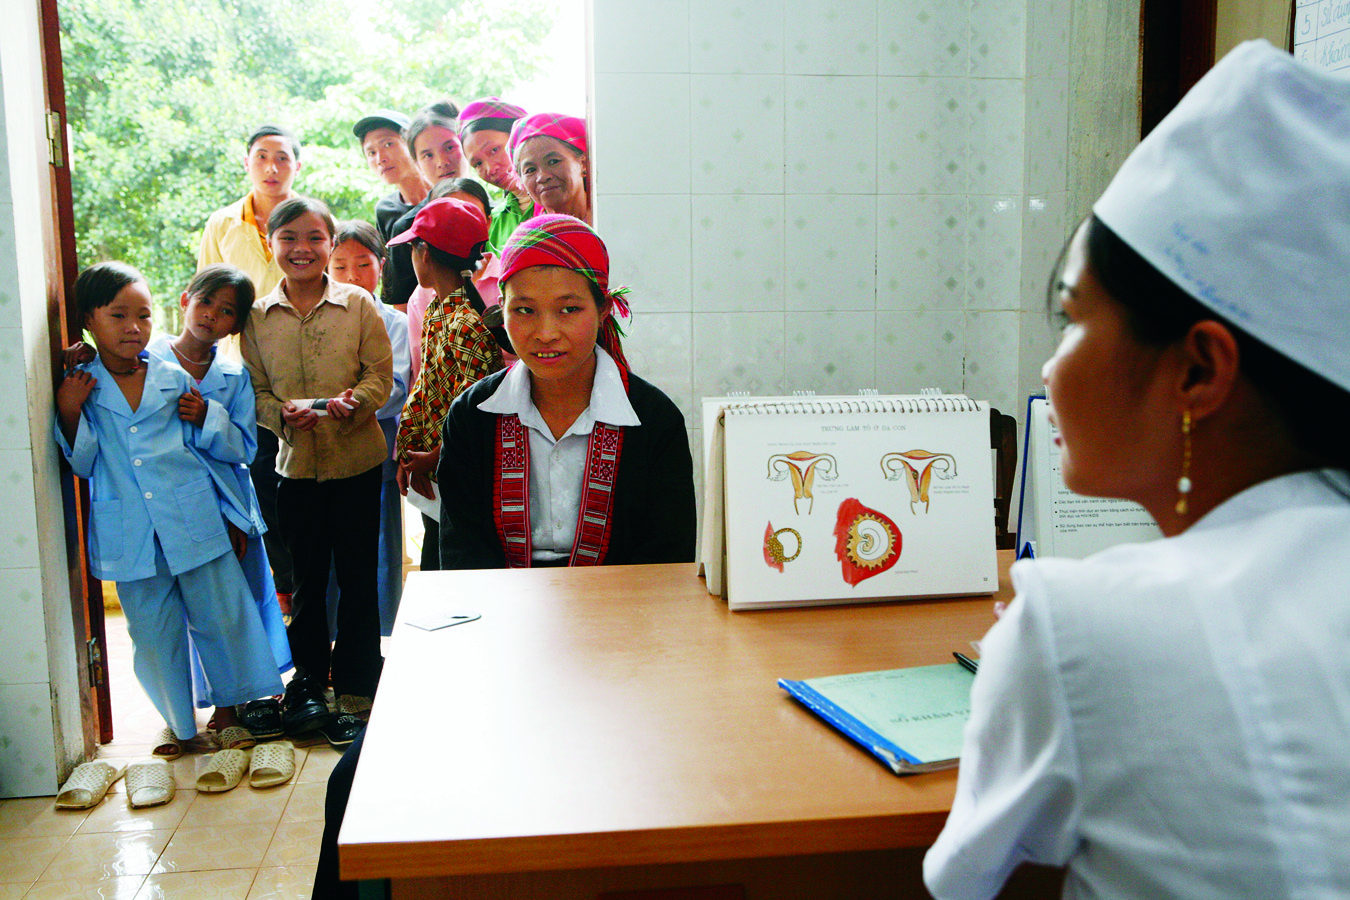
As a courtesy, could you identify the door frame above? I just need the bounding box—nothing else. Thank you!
[39,0,112,746]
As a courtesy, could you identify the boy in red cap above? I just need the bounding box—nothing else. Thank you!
[389,198,504,569]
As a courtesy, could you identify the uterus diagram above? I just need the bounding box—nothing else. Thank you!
[880,449,958,514]
[766,451,838,515]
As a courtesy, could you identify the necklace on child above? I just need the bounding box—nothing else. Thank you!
[105,359,141,377]
[171,343,211,367]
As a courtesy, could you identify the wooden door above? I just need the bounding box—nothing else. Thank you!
[1141,0,1220,136]
[38,0,113,745]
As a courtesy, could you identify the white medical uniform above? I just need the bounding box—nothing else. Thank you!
[925,468,1350,900]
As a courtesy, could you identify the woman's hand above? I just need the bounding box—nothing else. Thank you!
[397,448,440,501]
[408,471,436,501]
[402,446,440,476]
[281,400,320,432]
[327,389,360,420]
[178,386,207,428]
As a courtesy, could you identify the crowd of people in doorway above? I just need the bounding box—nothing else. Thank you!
[54,93,697,821]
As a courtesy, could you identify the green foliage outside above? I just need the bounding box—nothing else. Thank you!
[60,0,552,328]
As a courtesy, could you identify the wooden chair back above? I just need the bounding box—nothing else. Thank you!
[990,407,1018,550]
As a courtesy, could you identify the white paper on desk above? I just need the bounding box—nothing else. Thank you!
[405,481,440,520]
[404,610,481,631]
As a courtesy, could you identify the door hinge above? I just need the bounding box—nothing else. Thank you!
[86,637,104,687]
[46,110,64,167]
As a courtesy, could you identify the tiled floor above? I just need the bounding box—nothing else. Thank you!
[0,513,423,899]
[0,609,338,899]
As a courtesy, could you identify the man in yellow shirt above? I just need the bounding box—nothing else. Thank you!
[197,125,302,297]
[196,124,304,675]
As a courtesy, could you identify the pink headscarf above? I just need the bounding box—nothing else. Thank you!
[506,113,588,159]
[458,97,528,140]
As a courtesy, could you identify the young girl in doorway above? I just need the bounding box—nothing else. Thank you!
[389,197,504,572]
[56,262,285,757]
[241,197,393,746]
[328,220,410,639]
[145,265,292,744]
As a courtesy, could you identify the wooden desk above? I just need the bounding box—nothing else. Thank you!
[341,556,1019,899]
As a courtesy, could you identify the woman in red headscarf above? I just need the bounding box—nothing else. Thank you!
[435,214,696,569]
[507,113,592,224]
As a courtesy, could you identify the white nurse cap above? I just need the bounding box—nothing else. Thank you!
[1094,39,1350,392]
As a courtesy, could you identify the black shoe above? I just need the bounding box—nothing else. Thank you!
[238,698,284,741]
[282,676,332,736]
[318,713,364,750]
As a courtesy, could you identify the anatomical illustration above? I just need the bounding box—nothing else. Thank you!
[766,451,838,514]
[880,449,958,514]
[762,522,802,573]
[833,498,901,586]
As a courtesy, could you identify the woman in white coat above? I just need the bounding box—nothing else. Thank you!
[924,41,1350,900]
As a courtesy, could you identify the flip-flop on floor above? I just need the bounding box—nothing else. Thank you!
[195,748,249,793]
[249,741,296,789]
[55,760,125,810]
[126,760,176,809]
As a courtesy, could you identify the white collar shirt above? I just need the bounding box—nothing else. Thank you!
[478,348,640,561]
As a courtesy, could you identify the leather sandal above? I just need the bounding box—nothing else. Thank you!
[239,698,284,740]
[318,714,364,750]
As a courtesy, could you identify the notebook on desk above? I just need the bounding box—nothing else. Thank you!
[779,663,975,774]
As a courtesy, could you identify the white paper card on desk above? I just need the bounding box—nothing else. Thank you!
[1017,397,1161,558]
[706,395,998,609]
[779,664,974,774]
[403,610,481,631]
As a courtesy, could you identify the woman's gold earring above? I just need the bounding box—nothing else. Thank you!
[1175,409,1193,516]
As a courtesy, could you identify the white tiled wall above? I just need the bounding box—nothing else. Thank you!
[0,16,86,797]
[593,0,1073,487]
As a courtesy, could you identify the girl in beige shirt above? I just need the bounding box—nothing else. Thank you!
[241,196,392,748]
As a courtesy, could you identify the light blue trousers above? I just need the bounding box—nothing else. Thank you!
[118,544,286,739]
[189,531,292,708]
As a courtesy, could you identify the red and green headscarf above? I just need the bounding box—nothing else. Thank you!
[499,214,630,369]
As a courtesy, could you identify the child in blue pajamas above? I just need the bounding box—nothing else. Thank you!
[56,261,285,754]
[146,265,293,730]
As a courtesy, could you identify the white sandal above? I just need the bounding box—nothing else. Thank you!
[125,760,176,809]
[195,749,249,793]
[55,760,125,810]
[249,741,295,789]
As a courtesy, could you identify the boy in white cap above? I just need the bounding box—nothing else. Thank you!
[924,40,1350,900]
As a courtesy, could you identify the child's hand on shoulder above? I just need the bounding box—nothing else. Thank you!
[62,341,96,371]
[281,400,320,432]
[57,369,97,419]
[178,386,207,428]
[327,389,360,420]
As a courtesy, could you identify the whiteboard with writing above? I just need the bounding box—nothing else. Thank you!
[1293,1,1350,72]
